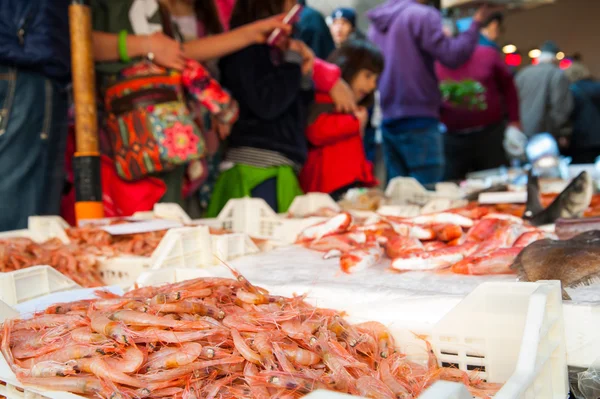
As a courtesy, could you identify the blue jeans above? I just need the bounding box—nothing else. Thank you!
[381,120,445,185]
[0,66,69,231]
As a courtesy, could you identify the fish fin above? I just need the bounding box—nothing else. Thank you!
[528,172,592,226]
[524,171,544,219]
[567,274,600,290]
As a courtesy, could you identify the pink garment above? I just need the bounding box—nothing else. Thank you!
[215,0,236,31]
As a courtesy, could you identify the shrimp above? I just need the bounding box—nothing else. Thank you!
[355,321,395,359]
[244,363,270,399]
[231,328,261,365]
[236,289,284,306]
[132,328,225,344]
[150,288,212,305]
[90,313,132,345]
[328,315,363,348]
[71,327,112,345]
[356,375,396,399]
[281,343,320,366]
[74,357,147,388]
[379,358,411,397]
[150,300,225,320]
[19,376,108,396]
[105,345,145,373]
[296,212,353,243]
[252,331,278,370]
[109,310,210,330]
[18,343,118,368]
[12,314,86,331]
[247,371,328,394]
[27,360,77,378]
[140,357,245,383]
[146,343,203,370]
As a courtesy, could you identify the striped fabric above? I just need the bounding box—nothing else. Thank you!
[225,147,299,172]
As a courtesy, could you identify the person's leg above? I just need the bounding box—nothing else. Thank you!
[0,67,49,231]
[251,178,278,213]
[398,124,445,185]
[381,123,409,184]
[443,133,473,181]
[474,122,509,172]
[40,80,69,216]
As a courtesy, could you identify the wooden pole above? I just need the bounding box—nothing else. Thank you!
[69,0,104,222]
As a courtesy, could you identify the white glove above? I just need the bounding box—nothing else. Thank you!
[504,125,528,158]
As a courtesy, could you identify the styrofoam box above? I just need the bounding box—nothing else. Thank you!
[0,217,257,288]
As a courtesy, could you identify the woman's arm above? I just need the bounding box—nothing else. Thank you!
[184,15,291,61]
[93,31,186,70]
[306,113,361,146]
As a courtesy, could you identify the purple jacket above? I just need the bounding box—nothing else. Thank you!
[368,0,480,121]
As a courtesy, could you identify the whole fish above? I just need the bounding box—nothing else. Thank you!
[523,171,593,226]
[511,230,600,299]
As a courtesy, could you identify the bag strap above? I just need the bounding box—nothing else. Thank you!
[157,2,176,40]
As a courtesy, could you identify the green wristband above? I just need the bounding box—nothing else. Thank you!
[118,30,131,63]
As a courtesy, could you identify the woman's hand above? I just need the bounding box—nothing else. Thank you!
[289,40,315,76]
[148,32,186,70]
[355,107,369,136]
[330,79,357,114]
[243,14,293,45]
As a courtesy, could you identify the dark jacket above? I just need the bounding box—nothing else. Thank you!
[300,93,376,194]
[219,45,314,166]
[297,6,336,60]
[0,0,71,81]
[570,79,600,149]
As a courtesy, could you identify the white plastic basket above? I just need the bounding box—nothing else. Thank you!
[287,193,341,217]
[0,266,79,307]
[385,177,463,206]
[0,274,568,399]
[0,216,70,243]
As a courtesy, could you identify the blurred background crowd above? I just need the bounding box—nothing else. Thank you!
[0,0,598,232]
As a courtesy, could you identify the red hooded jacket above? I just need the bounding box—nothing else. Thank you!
[300,93,377,194]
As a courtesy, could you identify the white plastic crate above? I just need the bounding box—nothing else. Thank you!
[385,177,463,206]
[0,266,79,307]
[131,269,568,398]
[0,216,70,243]
[211,233,260,262]
[0,275,568,399]
[287,193,341,217]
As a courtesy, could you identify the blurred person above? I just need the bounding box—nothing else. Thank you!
[0,0,71,231]
[297,0,336,60]
[163,0,230,217]
[300,40,383,200]
[516,41,574,141]
[367,0,490,185]
[564,62,600,164]
[215,0,236,30]
[91,0,288,210]
[436,12,520,180]
[329,7,366,48]
[207,0,354,216]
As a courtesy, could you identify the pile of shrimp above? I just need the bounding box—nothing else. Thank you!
[0,237,104,287]
[66,226,168,257]
[0,226,169,287]
[0,268,501,399]
[297,206,555,275]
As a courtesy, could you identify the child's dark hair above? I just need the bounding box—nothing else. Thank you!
[194,0,223,35]
[229,0,287,29]
[327,39,384,108]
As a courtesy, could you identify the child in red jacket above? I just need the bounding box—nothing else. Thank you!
[300,40,384,199]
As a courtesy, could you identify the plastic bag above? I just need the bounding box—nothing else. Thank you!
[504,125,528,158]
[577,358,600,398]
